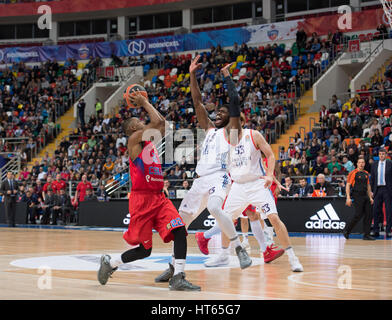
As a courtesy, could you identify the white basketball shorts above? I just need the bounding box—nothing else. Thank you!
[223,179,278,220]
[178,171,231,218]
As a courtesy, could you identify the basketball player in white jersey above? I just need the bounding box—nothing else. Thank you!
[205,66,303,272]
[155,56,252,283]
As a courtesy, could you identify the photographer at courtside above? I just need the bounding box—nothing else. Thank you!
[343,157,375,240]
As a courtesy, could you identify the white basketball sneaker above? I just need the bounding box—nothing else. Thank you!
[289,255,304,272]
[204,253,230,267]
[241,237,251,254]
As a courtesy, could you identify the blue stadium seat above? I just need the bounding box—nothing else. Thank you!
[151,75,158,83]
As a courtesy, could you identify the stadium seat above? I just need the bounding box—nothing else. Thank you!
[383,108,392,117]
[151,76,158,83]
[158,75,165,81]
[170,68,178,76]
[374,109,382,117]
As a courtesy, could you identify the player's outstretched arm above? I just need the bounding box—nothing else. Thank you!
[189,55,214,130]
[221,62,241,141]
[252,130,275,188]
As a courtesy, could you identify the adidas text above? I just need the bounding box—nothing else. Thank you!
[305,220,346,230]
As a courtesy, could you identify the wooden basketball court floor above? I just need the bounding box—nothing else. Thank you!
[1,226,392,300]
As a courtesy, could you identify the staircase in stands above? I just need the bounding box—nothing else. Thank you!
[27,106,76,170]
[271,89,318,157]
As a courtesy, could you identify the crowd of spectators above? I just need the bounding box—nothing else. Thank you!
[0,58,94,165]
[9,27,391,210]
[9,31,343,206]
[276,59,392,197]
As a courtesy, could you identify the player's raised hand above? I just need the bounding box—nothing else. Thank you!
[129,91,148,108]
[189,55,202,74]
[220,62,235,77]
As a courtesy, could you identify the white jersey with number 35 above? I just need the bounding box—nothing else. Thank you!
[228,129,266,184]
[196,128,229,177]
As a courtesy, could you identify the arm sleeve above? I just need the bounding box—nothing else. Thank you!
[224,75,241,117]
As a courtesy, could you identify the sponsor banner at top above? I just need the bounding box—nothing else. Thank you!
[0,7,383,64]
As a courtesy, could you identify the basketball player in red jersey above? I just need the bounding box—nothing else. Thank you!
[98,92,200,291]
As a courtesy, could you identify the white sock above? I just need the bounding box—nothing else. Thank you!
[173,259,185,276]
[204,224,221,239]
[110,257,123,269]
[250,220,267,252]
[230,236,242,249]
[285,247,296,259]
[171,254,175,266]
[221,247,230,257]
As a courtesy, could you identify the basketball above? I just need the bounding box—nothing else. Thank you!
[123,84,148,108]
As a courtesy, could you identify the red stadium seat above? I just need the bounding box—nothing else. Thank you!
[384,109,392,117]
[359,34,366,42]
[374,109,382,117]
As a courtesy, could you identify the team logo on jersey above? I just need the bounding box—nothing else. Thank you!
[10,253,265,272]
[166,223,172,230]
[305,203,345,230]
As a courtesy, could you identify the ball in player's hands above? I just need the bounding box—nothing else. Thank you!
[123,84,148,108]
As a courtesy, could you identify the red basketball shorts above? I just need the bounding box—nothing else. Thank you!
[123,191,185,249]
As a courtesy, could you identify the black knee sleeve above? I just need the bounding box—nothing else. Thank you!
[172,226,187,260]
[121,245,152,263]
[265,218,272,227]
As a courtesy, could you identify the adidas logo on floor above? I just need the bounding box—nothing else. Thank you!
[305,203,346,230]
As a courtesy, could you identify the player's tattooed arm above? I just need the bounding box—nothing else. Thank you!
[189,55,215,130]
[252,130,275,188]
[221,62,241,142]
